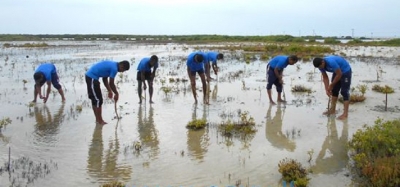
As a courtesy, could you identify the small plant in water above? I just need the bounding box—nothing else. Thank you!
[75,105,83,112]
[186,119,207,130]
[0,117,12,132]
[101,181,125,187]
[278,157,310,187]
[291,85,312,93]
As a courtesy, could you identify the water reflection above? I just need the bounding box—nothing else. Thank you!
[265,104,296,151]
[187,104,209,162]
[311,117,349,174]
[87,123,132,182]
[33,103,65,143]
[211,84,218,101]
[137,105,160,159]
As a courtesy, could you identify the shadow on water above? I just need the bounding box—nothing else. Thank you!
[137,104,160,160]
[311,117,349,174]
[265,104,296,152]
[33,103,66,143]
[187,104,209,162]
[87,122,132,183]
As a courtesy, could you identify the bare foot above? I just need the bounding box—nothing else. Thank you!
[323,110,336,115]
[62,99,66,103]
[278,99,286,103]
[138,100,142,104]
[150,100,154,104]
[337,114,348,120]
[270,100,276,105]
[96,121,107,125]
[32,100,37,103]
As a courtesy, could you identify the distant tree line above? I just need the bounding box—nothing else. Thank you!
[0,34,399,46]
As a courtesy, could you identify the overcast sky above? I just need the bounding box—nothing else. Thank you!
[1,0,399,37]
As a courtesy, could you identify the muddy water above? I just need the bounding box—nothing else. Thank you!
[0,41,399,187]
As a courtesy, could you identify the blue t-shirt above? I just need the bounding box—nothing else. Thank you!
[186,52,206,71]
[319,55,351,74]
[137,57,158,72]
[35,63,56,81]
[206,52,219,65]
[85,60,118,80]
[268,55,289,70]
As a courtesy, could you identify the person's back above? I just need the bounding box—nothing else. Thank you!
[35,63,56,81]
[324,55,351,73]
[86,60,118,80]
[187,52,206,71]
[268,55,289,70]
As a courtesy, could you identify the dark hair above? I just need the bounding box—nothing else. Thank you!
[194,54,204,63]
[119,60,130,70]
[33,72,43,81]
[289,55,298,62]
[313,57,323,67]
[150,55,158,63]
[217,53,224,60]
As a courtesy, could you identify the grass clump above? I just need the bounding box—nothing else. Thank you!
[278,158,309,187]
[101,181,125,187]
[186,119,207,130]
[340,84,368,103]
[0,117,12,132]
[219,111,257,136]
[348,118,400,187]
[291,85,312,93]
[372,84,394,93]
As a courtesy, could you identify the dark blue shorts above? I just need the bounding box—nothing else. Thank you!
[189,69,205,76]
[266,69,283,92]
[51,72,61,90]
[137,71,152,81]
[331,70,352,100]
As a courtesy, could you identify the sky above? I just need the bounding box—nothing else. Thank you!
[1,0,399,37]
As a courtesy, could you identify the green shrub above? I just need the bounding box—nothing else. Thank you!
[186,119,207,130]
[278,158,309,186]
[372,84,394,93]
[101,181,125,187]
[348,118,400,186]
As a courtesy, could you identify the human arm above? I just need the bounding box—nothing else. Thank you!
[329,68,342,91]
[321,71,331,96]
[212,63,218,75]
[102,77,113,99]
[108,77,119,102]
[43,81,51,103]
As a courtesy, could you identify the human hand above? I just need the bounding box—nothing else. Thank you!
[114,94,119,102]
[279,79,284,85]
[43,97,48,103]
[108,91,113,99]
[325,89,331,97]
[143,84,147,90]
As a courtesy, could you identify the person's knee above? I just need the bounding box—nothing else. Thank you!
[53,83,61,90]
[341,90,350,100]
[276,86,283,93]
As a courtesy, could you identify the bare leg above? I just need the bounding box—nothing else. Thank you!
[277,92,286,103]
[58,88,66,102]
[138,80,142,104]
[148,80,154,104]
[323,96,337,115]
[199,72,208,104]
[188,68,197,104]
[267,89,276,105]
[93,106,107,125]
[337,100,349,120]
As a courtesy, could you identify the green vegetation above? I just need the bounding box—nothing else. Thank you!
[186,119,207,130]
[3,42,49,48]
[348,118,400,187]
[278,158,310,187]
[340,84,368,103]
[291,85,312,93]
[219,111,257,136]
[101,181,125,187]
[372,84,395,93]
[0,117,12,132]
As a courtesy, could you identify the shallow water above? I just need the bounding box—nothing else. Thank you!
[0,41,399,187]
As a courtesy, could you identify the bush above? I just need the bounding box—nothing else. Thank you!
[101,181,125,187]
[372,84,394,93]
[348,118,400,186]
[278,158,309,187]
[291,85,312,93]
[186,119,207,130]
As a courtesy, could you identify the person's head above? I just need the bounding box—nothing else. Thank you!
[118,60,130,72]
[313,57,325,69]
[33,72,45,87]
[194,54,204,63]
[288,55,299,65]
[149,55,158,67]
[217,53,224,60]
